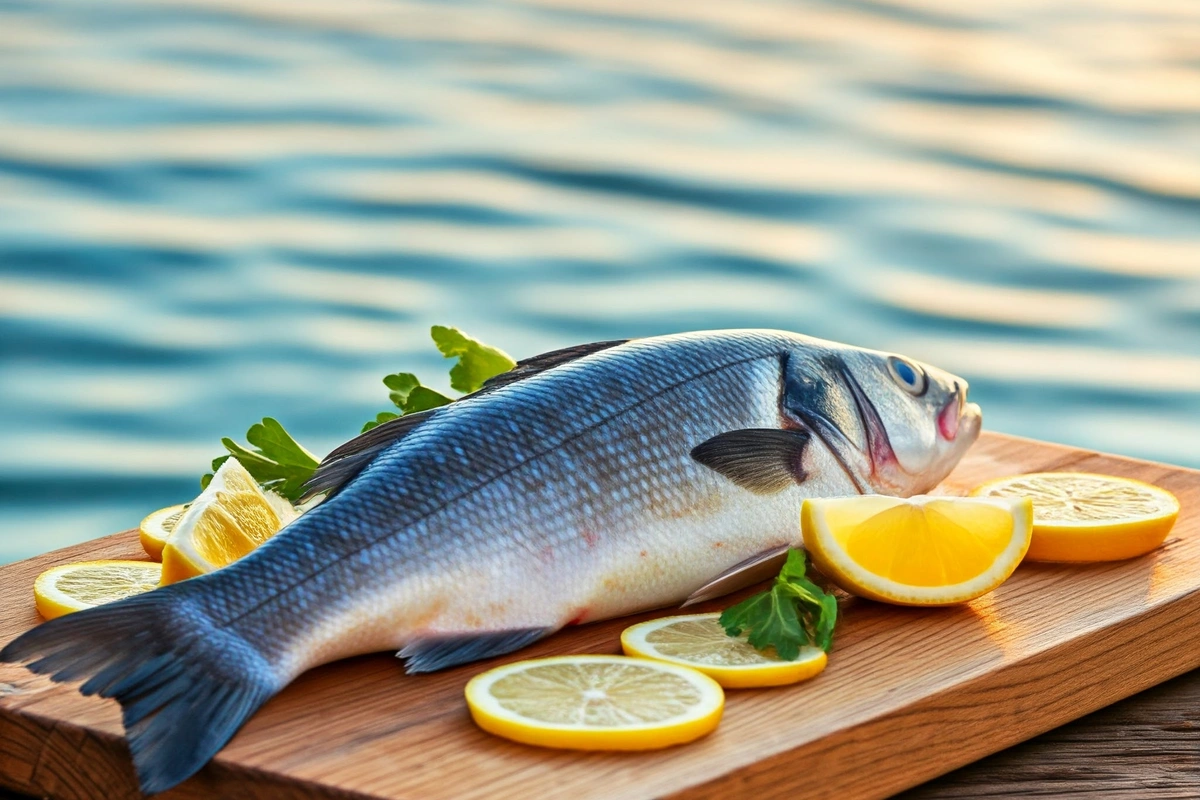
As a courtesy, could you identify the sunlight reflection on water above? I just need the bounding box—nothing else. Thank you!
[0,0,1198,562]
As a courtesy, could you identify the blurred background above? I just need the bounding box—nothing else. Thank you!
[1,0,1198,564]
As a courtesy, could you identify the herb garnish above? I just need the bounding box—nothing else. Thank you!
[201,418,320,501]
[720,549,838,659]
[205,326,515,501]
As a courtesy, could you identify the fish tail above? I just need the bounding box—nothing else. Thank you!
[0,584,279,794]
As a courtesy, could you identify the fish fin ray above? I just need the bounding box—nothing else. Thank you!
[690,428,810,494]
[683,544,791,606]
[399,627,556,673]
[477,340,629,394]
[0,588,277,795]
[302,341,630,502]
[301,408,442,501]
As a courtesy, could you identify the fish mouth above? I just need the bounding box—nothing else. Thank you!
[938,383,964,441]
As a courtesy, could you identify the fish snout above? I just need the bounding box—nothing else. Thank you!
[937,382,969,441]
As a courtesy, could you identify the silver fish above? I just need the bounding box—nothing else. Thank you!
[1,329,981,793]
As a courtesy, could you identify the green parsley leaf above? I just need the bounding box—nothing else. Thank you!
[815,592,838,652]
[719,549,838,659]
[360,411,400,433]
[721,584,806,660]
[402,385,453,413]
[778,547,809,584]
[383,373,421,409]
[208,325,515,500]
[431,325,516,394]
[375,371,451,419]
[201,417,321,503]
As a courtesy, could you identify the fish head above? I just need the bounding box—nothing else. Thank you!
[782,345,981,496]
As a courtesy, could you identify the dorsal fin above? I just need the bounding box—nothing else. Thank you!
[301,339,629,501]
[477,339,629,394]
[300,408,441,501]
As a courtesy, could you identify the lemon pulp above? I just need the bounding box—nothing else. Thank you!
[160,457,298,583]
[139,504,188,561]
[34,560,163,620]
[970,472,1179,562]
[803,495,1032,605]
[464,655,724,750]
[622,613,827,688]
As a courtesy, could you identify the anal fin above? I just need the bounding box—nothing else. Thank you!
[683,544,790,607]
[399,627,556,674]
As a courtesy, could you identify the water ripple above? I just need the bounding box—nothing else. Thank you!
[0,0,1198,563]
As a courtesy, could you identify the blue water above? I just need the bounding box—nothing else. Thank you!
[1,0,1198,564]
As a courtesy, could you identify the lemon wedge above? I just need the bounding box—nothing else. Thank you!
[464,655,724,750]
[138,503,188,561]
[802,495,1032,605]
[970,472,1179,562]
[621,613,826,688]
[34,560,163,620]
[160,457,298,584]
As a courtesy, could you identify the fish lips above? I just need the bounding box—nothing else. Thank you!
[937,383,971,441]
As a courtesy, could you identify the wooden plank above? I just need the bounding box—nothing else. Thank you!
[1,432,1198,800]
[899,667,1200,799]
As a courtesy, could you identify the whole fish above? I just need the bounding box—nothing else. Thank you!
[1,329,981,793]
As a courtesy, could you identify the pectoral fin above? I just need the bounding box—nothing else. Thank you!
[690,428,810,494]
[399,627,557,673]
[683,545,790,607]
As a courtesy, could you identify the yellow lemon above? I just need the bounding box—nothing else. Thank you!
[802,495,1032,605]
[464,655,724,750]
[138,503,188,561]
[34,560,163,620]
[621,612,827,688]
[970,472,1179,562]
[160,457,298,584]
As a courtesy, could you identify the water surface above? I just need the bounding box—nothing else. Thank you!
[2,0,1198,563]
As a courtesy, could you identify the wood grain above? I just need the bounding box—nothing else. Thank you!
[899,667,1200,799]
[1,432,1198,800]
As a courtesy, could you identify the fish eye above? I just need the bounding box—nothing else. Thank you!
[887,356,927,396]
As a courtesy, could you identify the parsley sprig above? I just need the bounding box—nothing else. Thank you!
[201,418,320,500]
[720,549,838,659]
[204,326,515,501]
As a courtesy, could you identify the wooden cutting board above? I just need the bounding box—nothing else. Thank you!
[1,432,1198,800]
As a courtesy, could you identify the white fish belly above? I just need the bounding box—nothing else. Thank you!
[281,429,860,676]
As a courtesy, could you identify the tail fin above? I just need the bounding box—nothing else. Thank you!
[0,585,279,794]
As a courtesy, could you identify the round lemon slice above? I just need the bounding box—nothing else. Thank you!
[138,503,188,561]
[621,613,826,688]
[160,457,299,584]
[970,472,1179,562]
[802,495,1032,605]
[464,655,724,750]
[34,560,162,620]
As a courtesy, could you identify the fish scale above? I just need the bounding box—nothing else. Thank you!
[216,333,794,669]
[0,328,981,794]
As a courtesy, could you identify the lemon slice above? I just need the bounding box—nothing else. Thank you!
[160,457,299,584]
[138,503,189,561]
[802,495,1032,605]
[621,612,827,688]
[34,560,163,620]
[970,472,1179,562]
[464,655,724,750]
